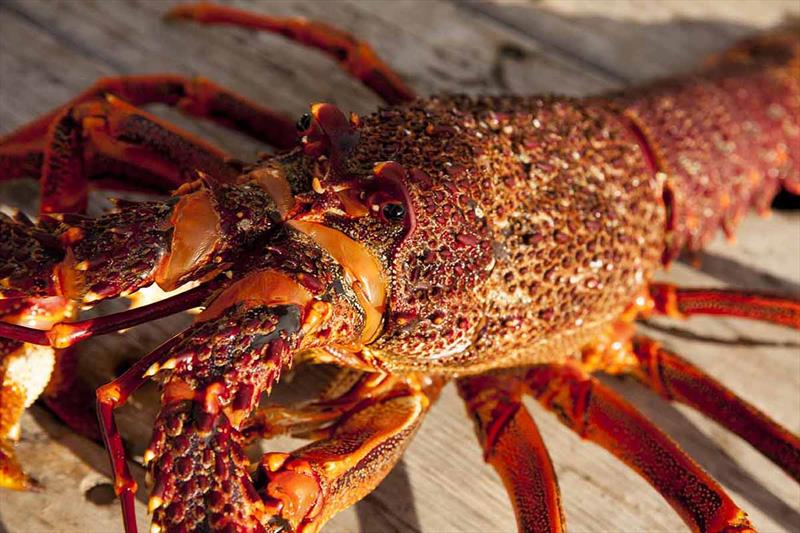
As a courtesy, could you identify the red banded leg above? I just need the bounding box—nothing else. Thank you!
[167,3,417,104]
[37,95,241,213]
[0,95,231,460]
[250,373,443,533]
[524,363,754,533]
[457,373,565,533]
[1,82,247,455]
[649,282,800,329]
[621,336,800,482]
[0,74,297,153]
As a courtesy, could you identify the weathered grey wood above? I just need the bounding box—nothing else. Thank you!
[1,1,799,532]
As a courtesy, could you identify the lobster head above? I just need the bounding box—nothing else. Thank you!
[258,103,495,369]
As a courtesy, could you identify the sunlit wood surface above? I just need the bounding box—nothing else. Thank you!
[0,1,798,531]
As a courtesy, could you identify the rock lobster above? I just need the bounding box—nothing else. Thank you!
[0,2,798,532]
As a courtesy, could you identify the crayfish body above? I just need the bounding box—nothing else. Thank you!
[1,4,798,533]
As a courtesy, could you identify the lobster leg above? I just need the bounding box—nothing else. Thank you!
[0,86,263,463]
[251,373,443,533]
[242,369,409,441]
[1,85,241,451]
[622,336,800,482]
[649,282,800,329]
[2,98,234,448]
[33,95,239,213]
[457,373,565,533]
[0,139,44,183]
[166,3,417,105]
[524,362,754,533]
[0,74,297,151]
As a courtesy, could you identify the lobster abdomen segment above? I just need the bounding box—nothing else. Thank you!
[617,30,800,262]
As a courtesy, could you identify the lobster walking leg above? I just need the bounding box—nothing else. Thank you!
[33,95,239,213]
[252,373,443,533]
[166,3,417,105]
[242,369,413,441]
[0,139,44,183]
[524,363,754,533]
[649,282,800,329]
[0,78,261,474]
[0,74,297,150]
[458,373,565,533]
[623,336,800,482]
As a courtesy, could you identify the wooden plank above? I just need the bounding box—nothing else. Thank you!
[0,1,798,532]
[463,0,800,83]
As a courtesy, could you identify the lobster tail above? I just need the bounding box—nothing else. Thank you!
[615,29,799,263]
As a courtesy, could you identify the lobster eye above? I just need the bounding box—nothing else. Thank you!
[296,113,312,132]
[382,202,406,221]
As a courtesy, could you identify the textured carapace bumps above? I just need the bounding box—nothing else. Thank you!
[0,3,798,533]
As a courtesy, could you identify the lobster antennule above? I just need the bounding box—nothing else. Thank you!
[96,333,185,533]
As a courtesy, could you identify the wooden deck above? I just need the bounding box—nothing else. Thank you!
[1,1,799,531]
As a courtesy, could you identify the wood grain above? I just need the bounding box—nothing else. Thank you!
[0,1,798,532]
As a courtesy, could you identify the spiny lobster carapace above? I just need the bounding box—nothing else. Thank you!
[0,3,798,532]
